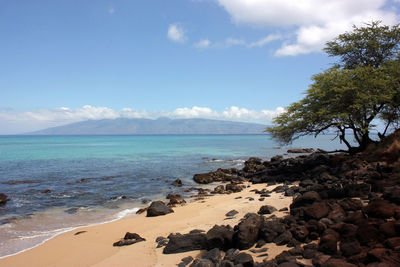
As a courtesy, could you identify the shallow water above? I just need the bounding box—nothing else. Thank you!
[0,134,347,257]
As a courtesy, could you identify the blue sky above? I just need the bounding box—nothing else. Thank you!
[0,0,399,134]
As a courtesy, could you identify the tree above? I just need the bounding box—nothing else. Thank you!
[267,22,400,152]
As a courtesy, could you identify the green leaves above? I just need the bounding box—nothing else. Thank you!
[268,22,400,152]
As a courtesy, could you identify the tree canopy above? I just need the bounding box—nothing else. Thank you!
[267,22,400,152]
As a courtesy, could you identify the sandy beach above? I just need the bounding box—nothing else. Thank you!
[0,183,292,267]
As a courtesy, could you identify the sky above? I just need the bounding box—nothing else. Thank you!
[0,0,399,134]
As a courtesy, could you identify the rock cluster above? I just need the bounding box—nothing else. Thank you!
[183,143,400,266]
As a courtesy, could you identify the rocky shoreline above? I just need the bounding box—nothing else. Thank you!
[156,134,400,266]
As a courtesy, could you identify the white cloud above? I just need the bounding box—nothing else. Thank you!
[225,37,246,47]
[0,105,285,134]
[216,0,399,56]
[195,39,211,49]
[108,7,115,14]
[167,23,186,43]
[248,33,282,48]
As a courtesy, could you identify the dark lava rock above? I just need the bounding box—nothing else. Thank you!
[0,193,10,205]
[113,232,146,246]
[163,232,207,254]
[338,198,363,212]
[225,210,239,217]
[291,191,321,208]
[234,213,263,250]
[340,239,362,257]
[365,199,396,219]
[258,205,278,215]
[173,179,183,187]
[233,252,254,267]
[321,258,356,267]
[147,201,174,217]
[225,183,243,193]
[275,251,296,264]
[274,231,293,246]
[189,259,214,267]
[291,225,309,241]
[384,237,400,249]
[206,225,234,250]
[167,194,186,206]
[214,185,225,194]
[193,173,214,184]
[318,230,339,254]
[40,189,51,194]
[304,202,329,220]
[278,262,299,267]
[202,248,224,264]
[178,256,194,267]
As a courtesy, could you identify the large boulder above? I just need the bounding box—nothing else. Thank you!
[163,231,207,254]
[0,193,10,205]
[291,191,321,208]
[206,225,234,250]
[167,194,186,206]
[233,213,263,249]
[113,232,146,246]
[304,202,329,220]
[365,199,396,219]
[147,201,174,217]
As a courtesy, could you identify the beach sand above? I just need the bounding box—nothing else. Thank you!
[0,183,292,267]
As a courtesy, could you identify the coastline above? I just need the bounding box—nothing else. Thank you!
[0,182,292,266]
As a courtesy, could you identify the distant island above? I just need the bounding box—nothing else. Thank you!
[27,118,268,135]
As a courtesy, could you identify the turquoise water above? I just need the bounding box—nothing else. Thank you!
[0,134,347,257]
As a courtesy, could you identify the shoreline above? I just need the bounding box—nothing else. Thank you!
[0,182,292,266]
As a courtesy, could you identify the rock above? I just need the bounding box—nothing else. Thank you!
[233,252,254,267]
[202,248,225,264]
[291,225,309,241]
[225,183,243,193]
[338,198,363,212]
[321,258,356,267]
[178,256,194,267]
[379,221,397,237]
[167,194,186,206]
[291,191,321,208]
[225,210,239,217]
[278,262,299,267]
[318,230,339,254]
[275,251,296,264]
[312,253,331,266]
[214,185,225,194]
[304,202,329,220]
[189,259,214,267]
[193,173,214,184]
[327,204,346,222]
[173,179,183,187]
[136,207,148,214]
[233,213,263,250]
[287,148,314,153]
[206,225,234,250]
[356,224,381,245]
[367,248,388,262]
[113,232,145,246]
[384,237,400,249]
[383,186,400,204]
[274,231,293,246]
[0,193,10,205]
[258,205,278,215]
[365,199,396,219]
[163,232,207,254]
[40,189,51,194]
[340,239,362,257]
[147,201,174,217]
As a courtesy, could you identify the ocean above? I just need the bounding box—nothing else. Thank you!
[0,134,347,257]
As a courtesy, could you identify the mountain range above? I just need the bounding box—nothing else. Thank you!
[28,118,268,135]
